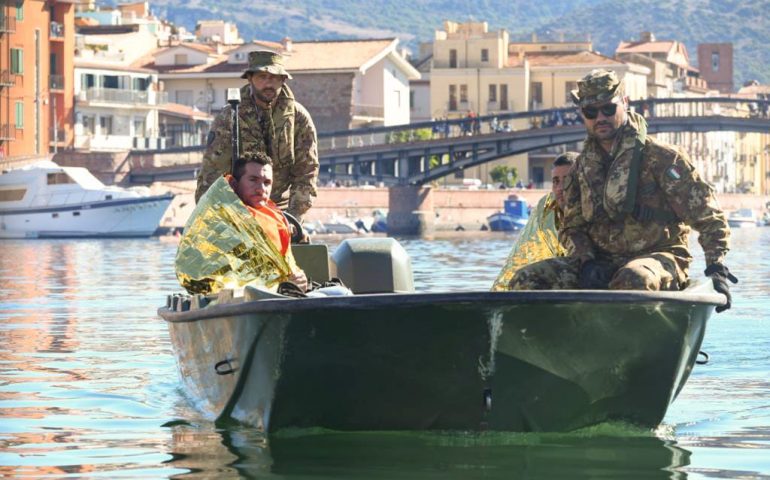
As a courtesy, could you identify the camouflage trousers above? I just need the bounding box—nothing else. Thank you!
[508,252,687,291]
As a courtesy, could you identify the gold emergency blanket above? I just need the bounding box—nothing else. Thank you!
[491,193,567,291]
[175,176,292,294]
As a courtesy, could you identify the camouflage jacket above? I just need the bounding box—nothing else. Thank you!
[560,111,730,271]
[195,84,319,221]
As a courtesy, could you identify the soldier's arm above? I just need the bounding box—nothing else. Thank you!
[286,104,319,220]
[195,107,233,203]
[657,147,730,266]
[558,167,595,261]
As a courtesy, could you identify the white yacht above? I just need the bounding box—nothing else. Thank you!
[727,208,759,228]
[0,161,174,238]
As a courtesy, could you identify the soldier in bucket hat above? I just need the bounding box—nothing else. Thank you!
[509,69,737,312]
[196,50,319,225]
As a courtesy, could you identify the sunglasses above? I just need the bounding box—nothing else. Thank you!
[581,102,618,120]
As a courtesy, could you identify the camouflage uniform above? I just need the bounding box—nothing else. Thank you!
[510,70,730,291]
[195,52,319,221]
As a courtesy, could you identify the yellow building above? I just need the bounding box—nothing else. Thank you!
[427,21,648,186]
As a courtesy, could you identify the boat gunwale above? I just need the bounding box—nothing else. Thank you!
[159,289,725,323]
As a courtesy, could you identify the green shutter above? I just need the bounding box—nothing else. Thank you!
[11,49,23,74]
[15,0,23,21]
[15,102,23,129]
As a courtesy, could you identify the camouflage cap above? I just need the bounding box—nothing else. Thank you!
[241,50,292,80]
[570,69,622,106]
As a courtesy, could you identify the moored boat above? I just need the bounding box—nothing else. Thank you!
[727,208,759,228]
[160,238,724,433]
[487,196,529,231]
[0,160,173,238]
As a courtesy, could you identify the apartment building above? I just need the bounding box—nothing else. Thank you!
[1,0,74,160]
[149,37,420,133]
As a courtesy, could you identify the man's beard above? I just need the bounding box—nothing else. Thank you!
[254,87,278,104]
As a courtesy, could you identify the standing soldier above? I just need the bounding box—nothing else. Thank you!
[196,51,319,222]
[509,69,737,312]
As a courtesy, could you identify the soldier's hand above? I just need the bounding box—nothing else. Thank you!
[705,263,738,313]
[578,259,613,289]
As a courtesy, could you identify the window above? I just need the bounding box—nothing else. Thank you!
[481,49,489,62]
[711,52,720,72]
[11,49,23,74]
[449,49,457,68]
[409,90,415,110]
[500,85,508,110]
[82,73,95,90]
[100,115,113,135]
[133,117,146,136]
[15,0,23,20]
[133,77,148,91]
[530,82,543,107]
[0,189,26,202]
[449,84,457,111]
[565,81,577,104]
[47,172,75,185]
[460,84,468,103]
[488,84,497,102]
[83,115,95,134]
[52,213,59,218]
[73,211,81,216]
[394,90,401,108]
[174,54,188,65]
[14,101,23,129]
[102,75,118,89]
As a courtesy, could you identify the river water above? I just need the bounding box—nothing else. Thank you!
[1,228,769,479]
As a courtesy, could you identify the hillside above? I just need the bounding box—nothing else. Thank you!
[137,0,769,86]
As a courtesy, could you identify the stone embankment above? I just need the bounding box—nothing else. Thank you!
[154,183,769,233]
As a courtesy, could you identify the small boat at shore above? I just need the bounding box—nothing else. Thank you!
[0,160,173,238]
[727,208,759,228]
[487,196,529,231]
[160,238,724,433]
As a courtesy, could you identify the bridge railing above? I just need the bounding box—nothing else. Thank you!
[317,97,770,152]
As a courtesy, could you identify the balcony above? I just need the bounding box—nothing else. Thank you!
[0,124,15,141]
[49,74,64,90]
[50,22,64,39]
[78,87,168,106]
[0,15,16,33]
[0,69,14,87]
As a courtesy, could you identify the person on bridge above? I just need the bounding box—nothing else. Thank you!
[491,152,578,291]
[509,69,737,312]
[195,51,319,224]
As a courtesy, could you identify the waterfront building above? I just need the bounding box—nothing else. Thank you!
[149,37,420,134]
[0,0,75,161]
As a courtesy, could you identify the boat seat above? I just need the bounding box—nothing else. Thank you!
[292,244,333,284]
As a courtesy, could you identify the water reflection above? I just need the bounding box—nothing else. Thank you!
[0,229,768,478]
[164,425,693,479]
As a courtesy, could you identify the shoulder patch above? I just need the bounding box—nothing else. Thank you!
[206,130,216,147]
[666,165,682,180]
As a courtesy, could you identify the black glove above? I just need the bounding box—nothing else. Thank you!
[578,259,613,289]
[704,263,738,313]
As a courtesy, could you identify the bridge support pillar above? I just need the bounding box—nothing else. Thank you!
[387,185,434,236]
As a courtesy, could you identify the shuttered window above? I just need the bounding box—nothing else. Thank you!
[14,101,23,129]
[11,49,23,74]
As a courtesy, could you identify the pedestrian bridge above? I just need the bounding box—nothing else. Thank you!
[128,97,770,186]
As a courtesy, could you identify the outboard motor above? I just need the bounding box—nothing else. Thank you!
[331,238,414,294]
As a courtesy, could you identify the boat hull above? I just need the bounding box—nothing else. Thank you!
[161,288,720,433]
[487,212,527,231]
[0,194,173,238]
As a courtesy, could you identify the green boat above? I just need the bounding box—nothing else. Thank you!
[159,238,724,433]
